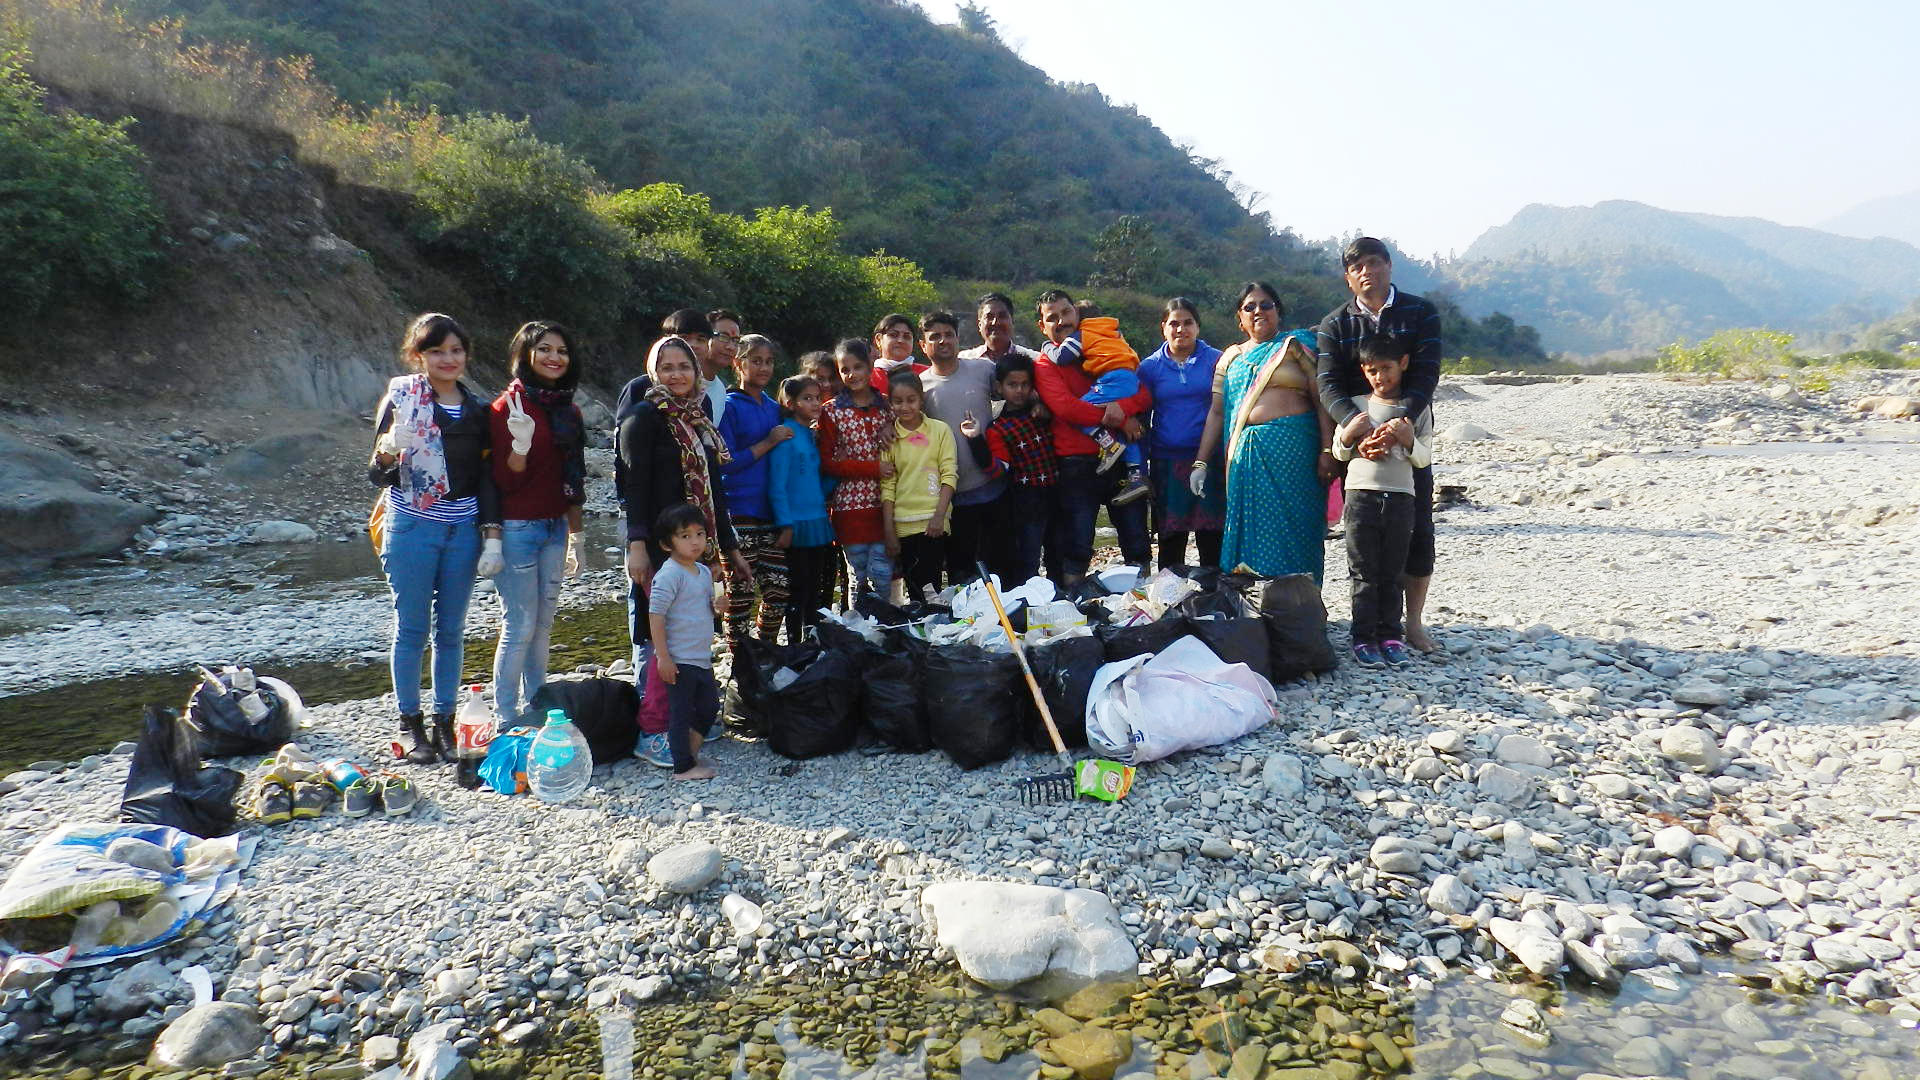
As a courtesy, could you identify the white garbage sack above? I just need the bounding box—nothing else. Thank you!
[1085,635,1276,764]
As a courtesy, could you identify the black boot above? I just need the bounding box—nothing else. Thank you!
[430,715,456,764]
[398,714,437,765]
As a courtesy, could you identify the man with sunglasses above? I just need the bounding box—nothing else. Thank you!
[1315,237,1444,652]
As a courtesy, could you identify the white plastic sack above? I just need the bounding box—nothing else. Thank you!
[1096,565,1143,594]
[1086,635,1276,764]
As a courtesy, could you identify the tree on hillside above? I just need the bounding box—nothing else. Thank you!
[1091,215,1160,291]
[955,3,999,40]
[0,37,165,316]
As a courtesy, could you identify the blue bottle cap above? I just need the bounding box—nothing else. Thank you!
[546,709,567,723]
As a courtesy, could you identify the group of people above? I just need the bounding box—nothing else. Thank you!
[365,237,1443,782]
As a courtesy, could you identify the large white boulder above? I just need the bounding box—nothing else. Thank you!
[922,882,1137,993]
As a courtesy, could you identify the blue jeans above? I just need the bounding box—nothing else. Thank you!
[380,512,481,716]
[992,484,1051,583]
[1052,456,1152,583]
[1078,370,1143,467]
[492,517,568,723]
[842,543,893,601]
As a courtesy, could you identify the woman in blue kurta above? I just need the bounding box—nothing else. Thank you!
[1190,283,1337,583]
[1138,297,1226,569]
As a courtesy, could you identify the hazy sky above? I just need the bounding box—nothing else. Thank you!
[914,1,1920,259]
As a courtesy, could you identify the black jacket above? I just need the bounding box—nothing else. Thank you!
[368,381,502,526]
[1314,289,1443,426]
[616,396,739,559]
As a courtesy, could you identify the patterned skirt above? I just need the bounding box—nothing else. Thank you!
[1149,455,1226,534]
[1219,411,1325,584]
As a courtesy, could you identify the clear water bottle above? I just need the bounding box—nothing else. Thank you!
[527,708,591,804]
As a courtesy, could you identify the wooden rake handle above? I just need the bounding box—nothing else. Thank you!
[976,563,1070,762]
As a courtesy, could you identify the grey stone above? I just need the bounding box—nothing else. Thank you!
[1494,734,1553,768]
[605,839,649,880]
[1564,939,1618,988]
[1588,773,1632,798]
[1659,725,1723,772]
[1426,730,1467,755]
[1426,874,1475,916]
[920,881,1137,992]
[1651,824,1694,859]
[1613,1036,1673,1075]
[1811,937,1871,972]
[362,1035,402,1067]
[1490,917,1564,975]
[646,841,724,893]
[1369,836,1423,875]
[243,519,318,544]
[1476,763,1532,804]
[1197,837,1235,860]
[1672,683,1730,707]
[100,959,178,1018]
[150,1002,264,1069]
[0,433,157,578]
[1261,753,1306,797]
[1727,881,1783,906]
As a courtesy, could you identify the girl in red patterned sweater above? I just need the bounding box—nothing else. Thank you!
[818,339,895,600]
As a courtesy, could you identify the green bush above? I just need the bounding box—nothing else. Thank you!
[0,37,165,315]
[599,184,936,354]
[408,113,626,329]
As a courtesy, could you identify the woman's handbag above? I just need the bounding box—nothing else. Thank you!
[367,494,387,553]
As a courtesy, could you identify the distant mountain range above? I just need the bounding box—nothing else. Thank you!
[1432,199,1920,355]
[1819,188,1920,248]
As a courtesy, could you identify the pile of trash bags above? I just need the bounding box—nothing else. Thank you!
[0,823,254,977]
[731,567,1334,770]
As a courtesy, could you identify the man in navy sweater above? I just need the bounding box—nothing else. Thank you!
[1315,237,1443,653]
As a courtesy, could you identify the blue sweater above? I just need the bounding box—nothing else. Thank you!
[766,419,835,548]
[717,388,783,521]
[1138,340,1223,459]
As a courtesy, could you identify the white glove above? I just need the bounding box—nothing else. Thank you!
[376,430,398,458]
[565,533,584,579]
[1188,460,1209,499]
[476,538,504,577]
[388,420,417,454]
[505,389,535,456]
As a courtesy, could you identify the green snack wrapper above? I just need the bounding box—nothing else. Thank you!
[1074,759,1135,802]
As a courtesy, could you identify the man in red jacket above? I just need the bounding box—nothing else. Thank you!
[1032,290,1153,585]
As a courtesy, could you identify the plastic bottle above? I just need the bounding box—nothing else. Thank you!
[720,893,764,936]
[321,758,367,793]
[526,708,591,804]
[454,684,496,790]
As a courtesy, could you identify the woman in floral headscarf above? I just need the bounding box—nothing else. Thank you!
[616,336,751,766]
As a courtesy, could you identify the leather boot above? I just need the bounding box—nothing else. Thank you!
[398,714,437,765]
[430,715,456,764]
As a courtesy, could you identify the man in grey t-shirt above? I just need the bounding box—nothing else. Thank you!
[918,310,1004,585]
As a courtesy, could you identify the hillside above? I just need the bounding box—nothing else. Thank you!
[1442,200,1920,354]
[1820,188,1920,248]
[122,0,1316,290]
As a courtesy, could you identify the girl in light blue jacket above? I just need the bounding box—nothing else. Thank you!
[767,375,837,643]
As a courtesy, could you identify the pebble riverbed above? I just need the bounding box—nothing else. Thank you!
[1,373,1918,1078]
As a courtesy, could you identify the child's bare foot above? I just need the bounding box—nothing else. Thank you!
[672,765,716,781]
[1405,627,1439,653]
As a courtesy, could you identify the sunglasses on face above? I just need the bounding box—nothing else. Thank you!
[1241,300,1277,314]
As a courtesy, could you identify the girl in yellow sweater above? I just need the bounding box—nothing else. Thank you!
[878,371,956,603]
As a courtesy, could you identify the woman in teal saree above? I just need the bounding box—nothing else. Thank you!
[1189,282,1338,583]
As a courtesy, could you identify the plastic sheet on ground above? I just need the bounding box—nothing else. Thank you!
[1085,635,1277,764]
[949,574,1054,624]
[0,823,254,971]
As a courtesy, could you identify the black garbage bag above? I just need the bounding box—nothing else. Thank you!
[731,637,861,759]
[526,677,639,764]
[186,673,293,759]
[122,706,242,837]
[923,644,1023,769]
[1185,616,1273,682]
[1024,635,1103,750]
[769,647,861,760]
[728,636,810,738]
[1098,615,1193,663]
[1251,574,1336,681]
[817,624,928,752]
[1176,584,1248,622]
